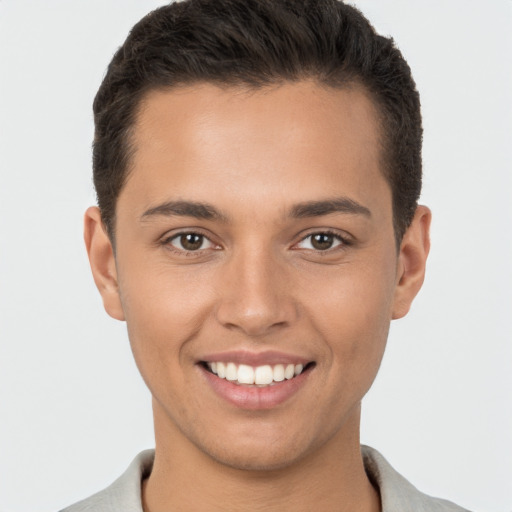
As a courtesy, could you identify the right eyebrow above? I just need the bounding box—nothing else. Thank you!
[140,200,228,222]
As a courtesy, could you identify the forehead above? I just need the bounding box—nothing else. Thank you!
[122,81,389,218]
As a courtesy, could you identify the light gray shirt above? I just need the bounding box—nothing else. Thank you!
[60,445,470,511]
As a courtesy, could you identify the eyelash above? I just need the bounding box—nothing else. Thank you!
[294,230,352,252]
[161,231,219,256]
[161,229,352,255]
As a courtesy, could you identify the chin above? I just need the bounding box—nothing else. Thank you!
[195,424,327,473]
[205,444,306,472]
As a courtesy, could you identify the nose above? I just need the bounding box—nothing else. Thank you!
[214,246,298,337]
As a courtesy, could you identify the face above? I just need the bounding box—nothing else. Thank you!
[86,81,430,471]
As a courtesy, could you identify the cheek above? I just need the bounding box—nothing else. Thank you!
[120,259,216,330]
[306,257,396,380]
[117,264,217,383]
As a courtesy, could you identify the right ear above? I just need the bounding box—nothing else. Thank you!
[83,206,125,321]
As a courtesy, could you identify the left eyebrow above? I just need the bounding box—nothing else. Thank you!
[289,197,372,218]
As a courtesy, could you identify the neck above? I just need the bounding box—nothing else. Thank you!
[143,403,380,512]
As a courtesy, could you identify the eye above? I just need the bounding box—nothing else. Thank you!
[296,232,345,251]
[168,232,216,252]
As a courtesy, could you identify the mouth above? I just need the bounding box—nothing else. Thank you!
[200,360,316,387]
[197,350,316,409]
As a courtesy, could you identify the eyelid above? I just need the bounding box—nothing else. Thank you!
[160,228,221,253]
[159,227,352,254]
[292,229,353,251]
[171,234,214,251]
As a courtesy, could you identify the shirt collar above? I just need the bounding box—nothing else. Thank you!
[66,446,467,512]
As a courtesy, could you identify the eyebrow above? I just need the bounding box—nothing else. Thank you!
[141,200,227,222]
[289,197,371,218]
[140,196,371,223]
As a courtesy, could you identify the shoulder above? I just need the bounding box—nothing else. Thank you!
[59,450,154,512]
[362,445,471,512]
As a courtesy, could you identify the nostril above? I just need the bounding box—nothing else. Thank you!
[218,314,290,338]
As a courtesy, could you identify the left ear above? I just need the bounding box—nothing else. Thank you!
[392,205,431,319]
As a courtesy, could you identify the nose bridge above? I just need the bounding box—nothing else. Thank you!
[215,241,296,336]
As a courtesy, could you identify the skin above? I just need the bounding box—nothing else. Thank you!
[85,81,430,512]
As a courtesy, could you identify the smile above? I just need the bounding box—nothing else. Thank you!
[204,362,307,386]
[198,351,315,409]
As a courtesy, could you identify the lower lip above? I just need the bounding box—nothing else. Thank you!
[200,365,312,410]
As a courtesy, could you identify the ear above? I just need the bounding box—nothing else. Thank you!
[84,206,125,321]
[392,205,431,319]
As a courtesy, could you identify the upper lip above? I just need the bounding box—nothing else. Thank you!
[198,350,313,367]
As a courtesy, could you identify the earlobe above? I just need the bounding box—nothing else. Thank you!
[84,206,125,321]
[392,205,431,320]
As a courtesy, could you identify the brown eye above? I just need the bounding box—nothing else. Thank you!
[311,233,335,250]
[180,233,203,250]
[296,232,344,251]
[169,232,214,252]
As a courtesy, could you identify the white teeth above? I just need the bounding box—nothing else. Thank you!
[206,361,308,386]
[273,364,285,382]
[254,365,273,385]
[237,364,255,384]
[216,362,226,378]
[226,362,238,381]
[284,364,295,380]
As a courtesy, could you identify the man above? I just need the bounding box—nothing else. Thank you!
[62,0,469,510]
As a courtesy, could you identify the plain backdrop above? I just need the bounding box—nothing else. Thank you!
[0,1,510,511]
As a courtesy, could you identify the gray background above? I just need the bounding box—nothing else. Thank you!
[0,1,511,511]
